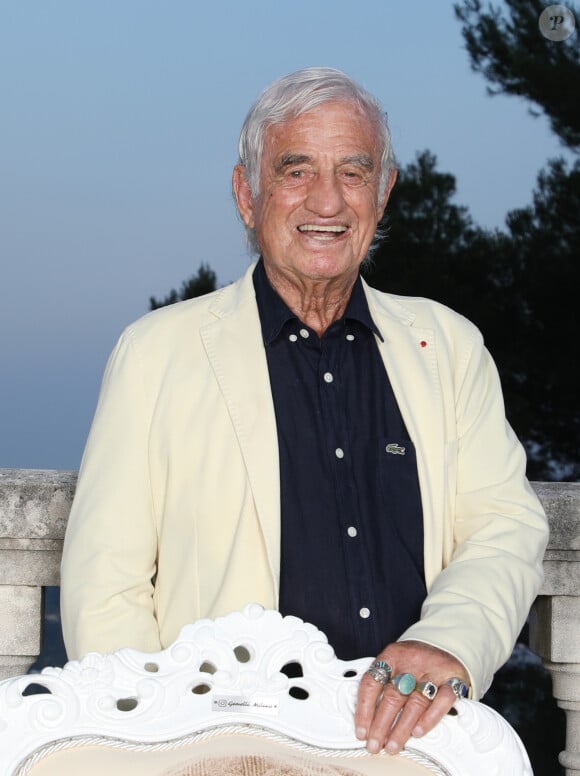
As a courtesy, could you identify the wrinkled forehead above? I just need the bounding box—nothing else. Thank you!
[261,100,383,163]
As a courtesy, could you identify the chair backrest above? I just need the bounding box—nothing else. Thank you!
[0,604,532,776]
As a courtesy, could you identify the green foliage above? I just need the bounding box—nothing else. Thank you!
[364,149,492,307]
[454,0,580,150]
[451,0,580,478]
[502,158,580,479]
[149,262,217,310]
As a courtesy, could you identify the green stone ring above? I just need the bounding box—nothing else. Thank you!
[391,672,417,696]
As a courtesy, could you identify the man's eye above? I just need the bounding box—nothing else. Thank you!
[289,169,303,178]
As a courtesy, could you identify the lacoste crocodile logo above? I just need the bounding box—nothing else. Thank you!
[385,443,406,455]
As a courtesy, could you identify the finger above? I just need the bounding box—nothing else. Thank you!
[354,671,388,740]
[365,685,407,753]
[383,691,432,754]
[411,685,457,738]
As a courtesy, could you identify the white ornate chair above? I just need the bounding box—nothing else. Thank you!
[0,605,532,775]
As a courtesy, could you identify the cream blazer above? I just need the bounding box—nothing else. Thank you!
[60,263,548,698]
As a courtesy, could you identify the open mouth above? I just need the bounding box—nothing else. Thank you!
[297,224,348,240]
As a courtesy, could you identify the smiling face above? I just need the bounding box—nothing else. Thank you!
[233,101,396,294]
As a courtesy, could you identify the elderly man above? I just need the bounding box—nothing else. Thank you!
[61,67,548,756]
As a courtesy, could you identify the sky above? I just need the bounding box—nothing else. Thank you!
[0,1,573,471]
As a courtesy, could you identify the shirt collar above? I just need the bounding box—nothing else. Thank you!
[252,258,383,344]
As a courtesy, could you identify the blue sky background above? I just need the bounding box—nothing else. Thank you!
[0,1,572,471]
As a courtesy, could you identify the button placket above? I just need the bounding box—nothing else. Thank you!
[320,325,374,643]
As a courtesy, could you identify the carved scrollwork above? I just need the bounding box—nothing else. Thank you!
[0,604,532,775]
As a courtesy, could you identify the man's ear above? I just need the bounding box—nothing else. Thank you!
[378,168,397,221]
[232,165,255,228]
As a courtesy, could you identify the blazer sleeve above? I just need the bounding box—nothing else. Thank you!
[60,327,162,659]
[398,326,549,698]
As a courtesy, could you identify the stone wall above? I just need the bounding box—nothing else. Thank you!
[0,469,75,677]
[529,482,580,774]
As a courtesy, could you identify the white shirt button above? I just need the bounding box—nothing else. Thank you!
[359,607,371,619]
[299,328,309,339]
[289,334,298,342]
[323,372,334,383]
[346,334,355,341]
[347,526,358,537]
[335,447,344,459]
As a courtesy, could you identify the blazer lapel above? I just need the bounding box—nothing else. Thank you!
[200,266,281,595]
[365,284,446,586]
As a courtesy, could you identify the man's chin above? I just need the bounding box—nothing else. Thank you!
[297,253,363,282]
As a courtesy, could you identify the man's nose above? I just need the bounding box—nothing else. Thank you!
[304,171,345,215]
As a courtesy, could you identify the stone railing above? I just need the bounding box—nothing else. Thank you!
[0,470,578,773]
[530,482,580,775]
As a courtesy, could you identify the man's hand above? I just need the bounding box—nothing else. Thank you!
[354,640,470,755]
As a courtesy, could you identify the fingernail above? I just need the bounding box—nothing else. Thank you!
[412,725,424,737]
[367,738,380,754]
[386,740,399,754]
[356,726,367,740]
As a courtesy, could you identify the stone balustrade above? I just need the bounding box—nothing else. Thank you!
[0,469,579,773]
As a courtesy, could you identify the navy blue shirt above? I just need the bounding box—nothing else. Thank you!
[253,260,426,660]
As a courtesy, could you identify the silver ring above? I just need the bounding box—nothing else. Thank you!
[445,677,469,698]
[416,680,438,700]
[391,672,416,696]
[366,659,392,686]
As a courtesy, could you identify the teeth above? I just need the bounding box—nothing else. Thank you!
[298,224,346,232]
